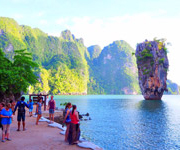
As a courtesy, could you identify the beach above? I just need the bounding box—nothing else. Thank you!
[0,110,89,150]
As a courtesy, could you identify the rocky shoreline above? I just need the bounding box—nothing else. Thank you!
[41,110,102,150]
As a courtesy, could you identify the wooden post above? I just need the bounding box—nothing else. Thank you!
[29,94,48,111]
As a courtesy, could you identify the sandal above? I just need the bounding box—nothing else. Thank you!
[6,138,11,141]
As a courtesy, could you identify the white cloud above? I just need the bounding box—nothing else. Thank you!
[12,13,24,19]
[37,12,45,17]
[56,18,69,25]
[158,9,167,15]
[50,13,180,84]
[39,20,48,25]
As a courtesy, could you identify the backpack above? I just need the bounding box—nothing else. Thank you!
[18,101,25,114]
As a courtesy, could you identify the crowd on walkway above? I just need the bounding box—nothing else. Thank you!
[0,95,80,145]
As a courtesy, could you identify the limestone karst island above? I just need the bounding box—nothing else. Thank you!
[0,2,180,149]
[135,39,169,100]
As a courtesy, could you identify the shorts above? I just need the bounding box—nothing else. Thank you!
[37,111,42,115]
[17,113,25,122]
[29,109,33,112]
[49,109,54,114]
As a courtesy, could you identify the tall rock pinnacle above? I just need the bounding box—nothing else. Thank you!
[135,39,169,100]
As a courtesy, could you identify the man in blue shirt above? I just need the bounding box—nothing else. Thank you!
[14,96,29,131]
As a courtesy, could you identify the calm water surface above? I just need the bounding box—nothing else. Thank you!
[48,95,180,150]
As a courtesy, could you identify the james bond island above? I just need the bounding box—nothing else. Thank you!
[135,39,169,100]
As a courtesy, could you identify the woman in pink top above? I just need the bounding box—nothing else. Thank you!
[68,105,80,145]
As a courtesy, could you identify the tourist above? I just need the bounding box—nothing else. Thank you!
[13,96,29,131]
[10,100,16,121]
[1,103,13,142]
[63,102,72,142]
[0,102,5,132]
[48,95,56,123]
[28,99,34,117]
[39,94,44,104]
[10,100,16,113]
[36,97,42,125]
[46,95,49,109]
[68,105,80,145]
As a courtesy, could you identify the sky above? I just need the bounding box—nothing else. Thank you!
[0,0,180,85]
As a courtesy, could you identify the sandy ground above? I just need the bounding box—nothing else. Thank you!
[0,110,88,150]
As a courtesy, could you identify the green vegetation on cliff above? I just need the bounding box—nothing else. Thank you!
[87,45,102,60]
[0,17,179,95]
[0,49,38,101]
[166,80,179,95]
[88,41,140,94]
[0,17,88,94]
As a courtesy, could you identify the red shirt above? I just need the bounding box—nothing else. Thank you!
[70,111,79,124]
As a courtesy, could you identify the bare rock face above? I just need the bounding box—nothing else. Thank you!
[135,39,169,100]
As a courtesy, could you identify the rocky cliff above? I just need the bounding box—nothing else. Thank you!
[0,17,178,95]
[166,80,179,95]
[135,39,169,100]
[0,17,89,94]
[88,41,140,94]
[87,45,102,60]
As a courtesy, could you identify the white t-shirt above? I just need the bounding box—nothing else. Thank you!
[46,97,49,105]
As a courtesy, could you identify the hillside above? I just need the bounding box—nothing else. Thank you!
[87,41,140,94]
[166,80,179,95]
[0,17,89,94]
[0,17,179,95]
[87,45,102,60]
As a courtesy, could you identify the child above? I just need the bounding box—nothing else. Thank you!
[29,99,33,117]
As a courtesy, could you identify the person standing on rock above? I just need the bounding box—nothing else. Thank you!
[13,96,29,131]
[48,95,56,123]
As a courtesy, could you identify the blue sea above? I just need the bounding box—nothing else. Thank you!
[34,95,180,150]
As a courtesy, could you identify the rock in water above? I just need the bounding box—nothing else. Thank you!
[135,39,169,100]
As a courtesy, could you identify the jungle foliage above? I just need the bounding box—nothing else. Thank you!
[0,49,38,101]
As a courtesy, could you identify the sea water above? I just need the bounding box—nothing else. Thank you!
[34,95,180,150]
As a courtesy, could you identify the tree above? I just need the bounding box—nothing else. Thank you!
[0,49,39,102]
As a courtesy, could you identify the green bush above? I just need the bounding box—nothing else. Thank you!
[158,58,165,64]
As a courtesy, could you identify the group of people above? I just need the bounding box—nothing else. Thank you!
[35,95,56,125]
[0,95,56,142]
[63,103,80,145]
